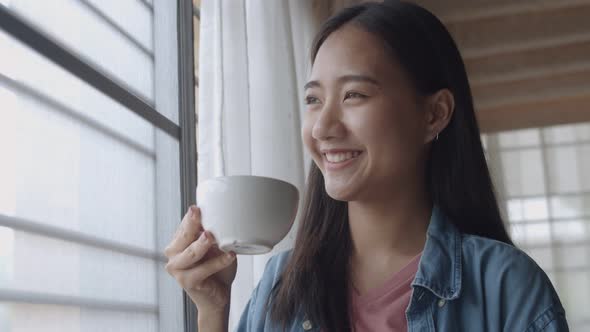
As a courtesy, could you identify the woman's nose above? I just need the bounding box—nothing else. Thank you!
[311,102,345,141]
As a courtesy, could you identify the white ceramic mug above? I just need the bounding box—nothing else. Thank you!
[196,175,299,255]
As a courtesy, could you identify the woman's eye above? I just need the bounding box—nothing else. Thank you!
[344,91,366,100]
[305,96,320,105]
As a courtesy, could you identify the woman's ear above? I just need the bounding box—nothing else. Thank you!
[424,89,455,143]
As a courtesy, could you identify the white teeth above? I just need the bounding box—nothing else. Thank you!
[325,151,360,163]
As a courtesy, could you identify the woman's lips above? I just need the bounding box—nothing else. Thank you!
[323,151,363,171]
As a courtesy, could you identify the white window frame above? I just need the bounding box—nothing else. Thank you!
[0,0,198,331]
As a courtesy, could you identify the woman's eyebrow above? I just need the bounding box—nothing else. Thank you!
[303,80,321,91]
[304,74,380,91]
[337,74,380,86]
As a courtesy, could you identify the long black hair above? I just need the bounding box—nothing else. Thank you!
[268,1,513,331]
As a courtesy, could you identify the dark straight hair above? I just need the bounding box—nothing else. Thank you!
[268,1,513,331]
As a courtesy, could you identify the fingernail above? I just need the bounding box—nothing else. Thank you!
[189,206,198,218]
[205,231,216,243]
[226,252,236,260]
[198,232,208,243]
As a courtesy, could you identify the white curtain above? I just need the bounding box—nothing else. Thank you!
[197,0,317,329]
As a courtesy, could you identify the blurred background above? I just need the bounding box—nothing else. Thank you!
[2,0,590,331]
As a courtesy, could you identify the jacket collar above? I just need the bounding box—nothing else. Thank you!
[412,204,462,300]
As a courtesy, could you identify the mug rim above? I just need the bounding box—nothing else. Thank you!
[198,175,298,191]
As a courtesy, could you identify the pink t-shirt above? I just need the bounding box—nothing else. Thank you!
[350,253,422,331]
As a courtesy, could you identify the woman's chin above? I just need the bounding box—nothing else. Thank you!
[325,183,357,202]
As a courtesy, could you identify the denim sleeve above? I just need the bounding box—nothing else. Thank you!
[524,305,569,332]
[489,247,570,332]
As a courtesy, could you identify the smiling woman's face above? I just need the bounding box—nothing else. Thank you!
[302,23,430,202]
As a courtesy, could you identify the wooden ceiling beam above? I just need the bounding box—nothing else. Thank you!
[474,67,590,109]
[466,39,590,83]
[448,5,590,59]
[414,0,590,24]
[477,93,590,133]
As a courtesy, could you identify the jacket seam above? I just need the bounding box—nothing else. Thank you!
[523,303,563,332]
[453,230,462,298]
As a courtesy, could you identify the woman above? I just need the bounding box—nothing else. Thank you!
[165,1,569,331]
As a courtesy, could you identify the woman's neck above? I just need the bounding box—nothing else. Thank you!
[348,186,431,266]
[346,185,431,295]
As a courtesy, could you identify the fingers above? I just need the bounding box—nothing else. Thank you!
[166,231,213,270]
[175,251,236,291]
[164,206,202,257]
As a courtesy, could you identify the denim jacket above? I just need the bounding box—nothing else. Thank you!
[236,206,569,331]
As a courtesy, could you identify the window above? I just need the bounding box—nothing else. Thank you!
[0,0,196,331]
[484,122,590,332]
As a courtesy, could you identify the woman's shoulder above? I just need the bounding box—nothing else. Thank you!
[235,250,294,331]
[461,233,553,288]
[459,233,567,330]
[251,249,292,299]
[260,249,292,283]
[461,233,546,279]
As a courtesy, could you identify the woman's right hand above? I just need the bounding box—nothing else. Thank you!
[164,205,237,316]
